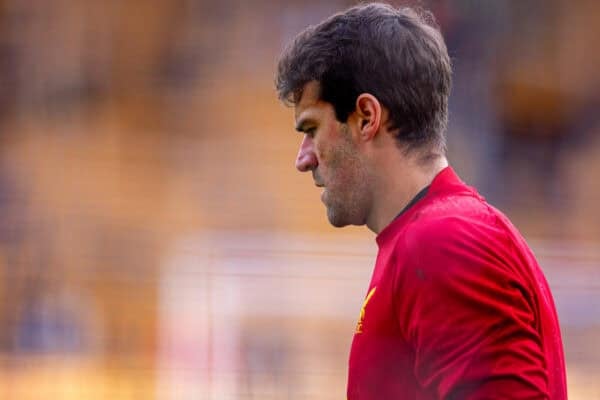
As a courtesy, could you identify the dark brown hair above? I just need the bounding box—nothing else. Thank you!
[276,2,451,151]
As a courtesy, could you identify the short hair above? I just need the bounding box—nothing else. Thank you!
[276,2,452,152]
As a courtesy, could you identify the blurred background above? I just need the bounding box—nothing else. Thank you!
[0,0,598,398]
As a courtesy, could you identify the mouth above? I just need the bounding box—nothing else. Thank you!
[312,171,324,188]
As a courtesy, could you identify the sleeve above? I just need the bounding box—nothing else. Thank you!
[394,217,550,399]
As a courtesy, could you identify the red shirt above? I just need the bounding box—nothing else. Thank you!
[347,167,567,399]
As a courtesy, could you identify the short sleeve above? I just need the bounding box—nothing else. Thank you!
[394,216,550,399]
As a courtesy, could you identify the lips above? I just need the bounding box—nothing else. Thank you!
[312,171,324,188]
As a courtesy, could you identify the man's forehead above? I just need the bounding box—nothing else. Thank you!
[294,81,322,121]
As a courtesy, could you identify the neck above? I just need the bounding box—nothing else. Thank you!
[366,155,448,234]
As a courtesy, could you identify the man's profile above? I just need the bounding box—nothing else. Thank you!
[275,3,567,399]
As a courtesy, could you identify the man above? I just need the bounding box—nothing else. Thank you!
[275,3,567,399]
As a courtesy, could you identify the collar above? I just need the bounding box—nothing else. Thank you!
[375,166,470,247]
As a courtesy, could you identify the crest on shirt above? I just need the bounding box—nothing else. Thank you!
[355,287,376,334]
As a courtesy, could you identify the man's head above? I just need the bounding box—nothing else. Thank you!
[276,3,452,229]
[276,2,451,151]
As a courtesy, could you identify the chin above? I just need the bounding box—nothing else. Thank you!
[326,209,345,227]
[328,219,350,228]
[326,207,361,228]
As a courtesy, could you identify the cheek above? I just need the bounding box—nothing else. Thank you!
[318,147,342,179]
[328,151,361,190]
[316,145,326,163]
[315,145,338,175]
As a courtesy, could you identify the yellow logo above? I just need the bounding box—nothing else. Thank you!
[355,287,376,333]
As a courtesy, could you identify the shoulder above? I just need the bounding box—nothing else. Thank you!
[394,193,519,285]
[405,193,506,251]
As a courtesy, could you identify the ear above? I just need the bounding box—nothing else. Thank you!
[353,93,382,142]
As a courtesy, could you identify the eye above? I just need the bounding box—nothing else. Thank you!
[305,127,316,138]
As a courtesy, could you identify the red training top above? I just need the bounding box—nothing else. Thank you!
[347,167,567,399]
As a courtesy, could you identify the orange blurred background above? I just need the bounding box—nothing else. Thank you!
[0,0,599,398]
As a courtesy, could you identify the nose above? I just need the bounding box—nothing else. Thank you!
[295,135,318,172]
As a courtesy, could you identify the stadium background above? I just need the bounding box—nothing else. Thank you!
[0,0,598,398]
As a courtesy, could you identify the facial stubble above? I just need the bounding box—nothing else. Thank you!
[323,128,371,228]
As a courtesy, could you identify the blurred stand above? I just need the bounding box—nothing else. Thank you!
[0,0,598,399]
